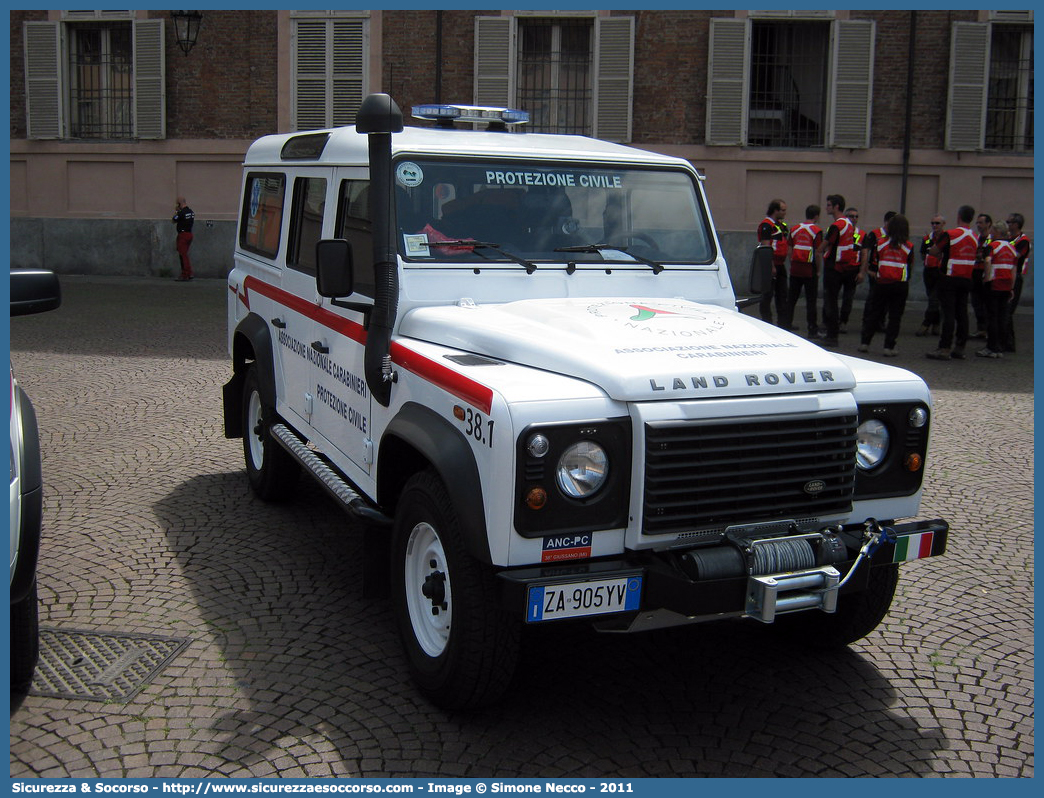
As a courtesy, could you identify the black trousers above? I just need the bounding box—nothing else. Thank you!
[921,268,942,326]
[936,275,971,351]
[860,280,909,349]
[984,286,1010,353]
[822,268,857,338]
[784,274,818,334]
[1004,273,1024,352]
[759,261,789,326]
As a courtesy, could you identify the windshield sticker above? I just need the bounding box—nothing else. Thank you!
[485,170,623,189]
[403,233,430,256]
[396,161,424,188]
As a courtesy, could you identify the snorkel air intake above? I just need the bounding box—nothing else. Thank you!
[356,93,404,407]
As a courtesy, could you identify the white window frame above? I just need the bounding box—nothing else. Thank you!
[474,14,634,142]
[947,18,1034,152]
[706,14,873,149]
[23,16,164,140]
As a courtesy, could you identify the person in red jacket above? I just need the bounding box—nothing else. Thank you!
[857,213,913,357]
[756,199,789,327]
[978,220,1017,358]
[927,205,978,360]
[817,194,856,347]
[1003,212,1031,353]
[784,205,823,338]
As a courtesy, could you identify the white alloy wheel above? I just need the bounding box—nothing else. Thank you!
[403,521,453,658]
[246,387,265,471]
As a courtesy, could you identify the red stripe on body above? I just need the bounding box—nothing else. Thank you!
[391,341,494,414]
[242,276,367,345]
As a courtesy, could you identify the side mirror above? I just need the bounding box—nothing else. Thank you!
[10,269,61,317]
[315,239,354,298]
[748,244,774,296]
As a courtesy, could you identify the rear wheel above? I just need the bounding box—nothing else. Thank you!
[392,470,519,709]
[242,364,299,501]
[770,562,900,649]
[10,579,39,714]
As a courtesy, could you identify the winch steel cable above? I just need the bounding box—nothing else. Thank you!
[752,537,816,575]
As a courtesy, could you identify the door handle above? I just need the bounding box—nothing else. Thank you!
[311,341,329,354]
[271,317,287,329]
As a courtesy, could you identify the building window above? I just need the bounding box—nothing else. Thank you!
[68,23,133,139]
[292,15,367,131]
[985,25,1033,151]
[748,21,829,148]
[474,15,633,143]
[516,18,593,135]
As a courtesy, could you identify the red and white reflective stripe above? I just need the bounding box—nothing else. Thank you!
[876,240,911,282]
[232,276,494,413]
[946,228,978,276]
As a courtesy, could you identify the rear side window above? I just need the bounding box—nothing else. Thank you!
[287,177,328,276]
[240,172,286,259]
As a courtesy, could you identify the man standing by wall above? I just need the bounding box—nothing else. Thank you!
[1004,212,1031,353]
[173,196,195,282]
[916,214,945,337]
[785,204,824,338]
[757,199,789,327]
[840,207,864,333]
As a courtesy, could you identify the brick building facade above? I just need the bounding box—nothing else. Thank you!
[9,9,1033,293]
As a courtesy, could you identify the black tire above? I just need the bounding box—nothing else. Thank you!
[391,470,520,710]
[11,579,39,715]
[241,364,299,501]
[769,562,900,649]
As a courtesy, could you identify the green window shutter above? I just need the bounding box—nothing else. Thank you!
[133,19,165,139]
[706,18,748,146]
[474,16,514,107]
[593,16,634,143]
[829,19,874,148]
[24,21,64,139]
[946,22,990,151]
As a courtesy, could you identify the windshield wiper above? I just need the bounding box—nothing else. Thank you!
[554,243,663,274]
[426,239,537,274]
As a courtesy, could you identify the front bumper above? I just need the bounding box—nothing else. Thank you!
[498,518,948,630]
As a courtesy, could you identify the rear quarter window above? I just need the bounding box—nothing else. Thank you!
[240,172,287,259]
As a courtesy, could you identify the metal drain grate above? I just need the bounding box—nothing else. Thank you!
[31,627,191,703]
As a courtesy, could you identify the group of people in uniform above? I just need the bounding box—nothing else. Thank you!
[756,196,1030,359]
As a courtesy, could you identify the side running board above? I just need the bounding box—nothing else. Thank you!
[270,423,392,527]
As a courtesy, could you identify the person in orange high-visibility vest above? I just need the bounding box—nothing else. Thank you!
[978,220,1017,358]
[756,199,789,327]
[839,207,864,332]
[970,212,993,339]
[857,214,913,357]
[926,205,978,360]
[817,194,855,347]
[915,214,945,336]
[1003,212,1031,353]
[858,211,896,335]
[784,204,823,338]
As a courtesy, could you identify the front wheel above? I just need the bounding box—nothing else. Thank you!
[241,364,299,501]
[11,579,39,714]
[392,470,519,709]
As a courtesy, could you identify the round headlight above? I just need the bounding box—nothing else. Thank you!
[556,441,609,499]
[856,419,890,470]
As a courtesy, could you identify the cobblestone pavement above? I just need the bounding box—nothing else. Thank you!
[10,276,1033,778]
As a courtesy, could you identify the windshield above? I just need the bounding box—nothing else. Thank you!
[394,158,716,266]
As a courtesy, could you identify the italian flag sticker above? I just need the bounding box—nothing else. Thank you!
[893,532,935,562]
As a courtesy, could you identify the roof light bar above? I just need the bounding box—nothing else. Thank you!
[412,104,530,127]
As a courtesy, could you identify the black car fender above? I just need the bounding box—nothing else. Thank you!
[223,312,277,438]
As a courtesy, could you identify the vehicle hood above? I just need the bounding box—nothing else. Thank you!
[398,297,855,401]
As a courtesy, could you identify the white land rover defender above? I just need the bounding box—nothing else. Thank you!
[224,95,948,709]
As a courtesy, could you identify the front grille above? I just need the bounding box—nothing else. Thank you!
[643,413,857,536]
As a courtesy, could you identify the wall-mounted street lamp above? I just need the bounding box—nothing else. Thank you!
[170,11,203,56]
